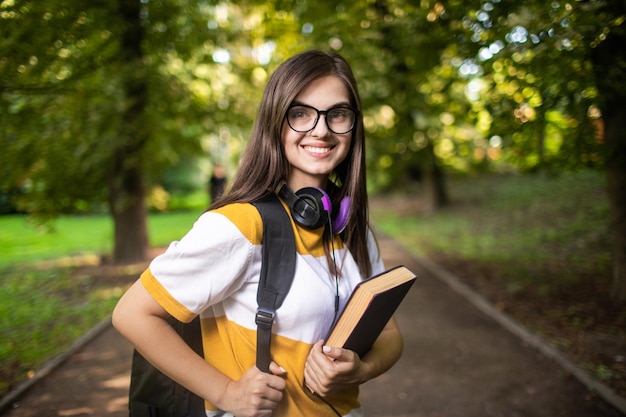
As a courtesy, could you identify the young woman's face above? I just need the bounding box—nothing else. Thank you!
[281,75,353,191]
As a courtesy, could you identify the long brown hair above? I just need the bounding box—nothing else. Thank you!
[211,50,373,278]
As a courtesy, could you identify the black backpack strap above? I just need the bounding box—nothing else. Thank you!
[251,194,297,373]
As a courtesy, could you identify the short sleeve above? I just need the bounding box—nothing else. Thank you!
[141,208,261,322]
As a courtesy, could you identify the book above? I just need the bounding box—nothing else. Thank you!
[325,265,417,357]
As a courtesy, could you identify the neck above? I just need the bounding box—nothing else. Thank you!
[286,174,327,192]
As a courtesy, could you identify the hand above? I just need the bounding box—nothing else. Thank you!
[304,340,368,397]
[219,362,287,417]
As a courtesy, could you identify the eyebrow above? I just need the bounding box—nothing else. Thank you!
[291,100,352,109]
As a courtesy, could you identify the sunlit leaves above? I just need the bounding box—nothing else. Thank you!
[2,0,621,219]
[443,0,612,171]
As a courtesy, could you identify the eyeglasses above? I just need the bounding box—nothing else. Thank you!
[286,104,358,135]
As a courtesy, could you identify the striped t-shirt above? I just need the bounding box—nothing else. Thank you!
[141,201,384,417]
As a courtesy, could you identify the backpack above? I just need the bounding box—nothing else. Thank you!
[128,194,296,417]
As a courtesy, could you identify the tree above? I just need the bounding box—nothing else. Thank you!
[108,0,149,262]
[3,0,624,292]
[1,1,209,262]
[0,0,301,263]
[290,0,477,208]
[449,0,626,300]
[293,0,626,300]
[587,0,626,301]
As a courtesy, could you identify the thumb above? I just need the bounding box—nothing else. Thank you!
[269,361,288,376]
[322,344,346,361]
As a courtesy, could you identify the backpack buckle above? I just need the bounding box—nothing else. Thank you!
[255,307,275,330]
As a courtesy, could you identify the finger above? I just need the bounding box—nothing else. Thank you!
[269,361,287,376]
[307,340,331,366]
[311,339,325,353]
[304,362,321,394]
[322,345,340,359]
[322,345,355,362]
[262,383,285,403]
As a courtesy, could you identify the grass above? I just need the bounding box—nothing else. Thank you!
[0,215,112,269]
[0,209,202,397]
[0,211,201,269]
[371,170,625,396]
[371,171,611,295]
[0,267,122,395]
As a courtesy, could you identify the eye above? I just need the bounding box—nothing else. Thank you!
[328,108,349,120]
[289,106,311,119]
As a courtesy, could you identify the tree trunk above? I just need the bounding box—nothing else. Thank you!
[590,0,626,302]
[606,156,626,302]
[107,0,150,263]
[603,108,626,302]
[110,164,149,263]
[421,145,448,214]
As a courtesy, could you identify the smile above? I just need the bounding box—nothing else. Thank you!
[303,146,332,154]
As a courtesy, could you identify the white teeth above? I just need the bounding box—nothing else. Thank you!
[304,146,331,154]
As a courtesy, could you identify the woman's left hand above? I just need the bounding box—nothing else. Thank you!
[304,340,369,397]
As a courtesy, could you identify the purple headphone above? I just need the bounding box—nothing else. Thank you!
[274,181,351,235]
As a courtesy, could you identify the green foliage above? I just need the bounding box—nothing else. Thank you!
[2,0,622,211]
[453,1,606,172]
[372,170,610,295]
[284,0,613,185]
[0,267,122,396]
[1,1,624,268]
[1,1,122,217]
[166,190,210,212]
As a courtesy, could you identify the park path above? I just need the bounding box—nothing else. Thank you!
[2,232,625,417]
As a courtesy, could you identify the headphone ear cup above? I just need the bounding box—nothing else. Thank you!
[294,187,330,230]
[275,181,351,233]
[332,196,351,234]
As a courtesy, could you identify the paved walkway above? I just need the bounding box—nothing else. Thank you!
[2,233,625,417]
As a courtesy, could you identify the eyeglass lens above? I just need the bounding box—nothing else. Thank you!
[287,105,356,134]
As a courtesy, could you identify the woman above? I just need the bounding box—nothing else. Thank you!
[113,50,403,417]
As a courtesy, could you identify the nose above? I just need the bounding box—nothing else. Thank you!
[310,114,330,137]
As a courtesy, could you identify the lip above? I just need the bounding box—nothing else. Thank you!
[302,144,335,156]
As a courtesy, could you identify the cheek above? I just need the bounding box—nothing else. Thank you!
[281,125,303,163]
[338,135,353,159]
[281,122,298,146]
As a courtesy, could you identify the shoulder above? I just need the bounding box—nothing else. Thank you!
[210,203,263,245]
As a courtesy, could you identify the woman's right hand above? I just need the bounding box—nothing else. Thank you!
[219,362,287,417]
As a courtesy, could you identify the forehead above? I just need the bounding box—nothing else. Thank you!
[293,75,350,108]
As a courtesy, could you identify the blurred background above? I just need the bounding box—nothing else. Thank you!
[1,0,624,408]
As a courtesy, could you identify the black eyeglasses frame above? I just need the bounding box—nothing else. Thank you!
[286,104,359,135]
